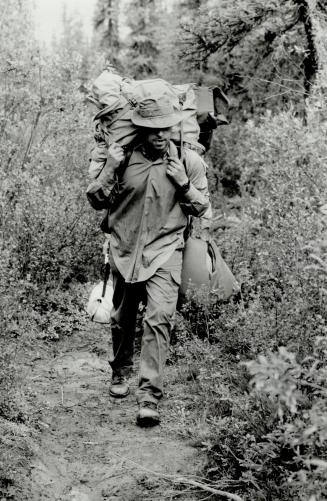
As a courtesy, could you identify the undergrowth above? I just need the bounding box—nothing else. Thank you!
[0,6,104,495]
[170,110,327,501]
[1,3,327,499]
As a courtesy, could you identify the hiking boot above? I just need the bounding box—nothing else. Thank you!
[136,401,160,427]
[109,373,130,398]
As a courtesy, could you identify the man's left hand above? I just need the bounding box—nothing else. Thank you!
[166,157,189,187]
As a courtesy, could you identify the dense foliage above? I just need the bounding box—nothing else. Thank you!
[174,112,327,500]
[0,1,104,495]
[1,0,327,499]
[178,0,325,114]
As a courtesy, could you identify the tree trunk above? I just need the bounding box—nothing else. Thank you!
[106,0,120,51]
[294,0,319,96]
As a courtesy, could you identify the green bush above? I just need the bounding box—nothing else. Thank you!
[172,109,327,500]
[0,11,105,494]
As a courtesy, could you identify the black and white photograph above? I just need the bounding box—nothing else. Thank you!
[1,1,327,499]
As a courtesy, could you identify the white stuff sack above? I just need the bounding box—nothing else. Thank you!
[86,279,114,324]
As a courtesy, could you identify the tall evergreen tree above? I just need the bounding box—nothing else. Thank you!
[123,0,162,78]
[94,0,121,68]
[162,0,208,80]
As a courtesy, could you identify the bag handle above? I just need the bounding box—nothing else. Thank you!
[101,249,111,298]
[207,239,217,273]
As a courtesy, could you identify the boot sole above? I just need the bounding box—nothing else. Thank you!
[136,414,160,427]
[109,388,130,398]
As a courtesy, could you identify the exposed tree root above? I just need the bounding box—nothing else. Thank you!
[171,476,244,500]
[112,451,244,501]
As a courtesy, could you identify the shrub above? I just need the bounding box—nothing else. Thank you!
[171,109,327,500]
[0,9,105,495]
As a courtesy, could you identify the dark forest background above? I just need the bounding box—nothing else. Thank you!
[1,0,327,499]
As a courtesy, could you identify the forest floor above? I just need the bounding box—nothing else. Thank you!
[20,318,206,501]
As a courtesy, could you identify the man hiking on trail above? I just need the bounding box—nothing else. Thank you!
[86,95,210,427]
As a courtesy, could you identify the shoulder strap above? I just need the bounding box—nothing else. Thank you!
[179,120,185,164]
[170,138,186,168]
[116,140,138,181]
[121,146,134,173]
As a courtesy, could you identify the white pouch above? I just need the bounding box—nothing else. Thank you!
[86,258,113,324]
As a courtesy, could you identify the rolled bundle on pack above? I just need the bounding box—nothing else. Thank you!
[91,71,127,110]
[90,70,138,147]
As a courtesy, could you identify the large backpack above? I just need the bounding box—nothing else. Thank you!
[88,69,229,153]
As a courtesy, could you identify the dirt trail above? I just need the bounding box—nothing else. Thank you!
[26,322,203,501]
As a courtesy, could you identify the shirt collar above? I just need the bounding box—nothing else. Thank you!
[139,145,168,162]
[136,141,178,162]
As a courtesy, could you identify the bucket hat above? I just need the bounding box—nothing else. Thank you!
[131,96,183,128]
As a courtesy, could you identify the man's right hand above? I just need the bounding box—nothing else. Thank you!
[97,143,125,186]
[107,143,125,171]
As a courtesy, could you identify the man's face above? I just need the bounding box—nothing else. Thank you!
[143,127,173,153]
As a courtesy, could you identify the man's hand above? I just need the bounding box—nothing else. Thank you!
[166,157,189,187]
[107,143,125,171]
[97,143,125,186]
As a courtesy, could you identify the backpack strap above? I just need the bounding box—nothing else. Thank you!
[116,142,136,180]
[179,120,185,164]
[171,137,194,242]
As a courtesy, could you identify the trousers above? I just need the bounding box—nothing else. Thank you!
[109,250,182,404]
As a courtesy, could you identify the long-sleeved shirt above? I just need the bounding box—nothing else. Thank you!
[86,141,210,283]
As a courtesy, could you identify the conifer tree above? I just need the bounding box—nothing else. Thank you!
[94,0,121,68]
[178,0,326,112]
[123,0,162,78]
[166,0,208,80]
